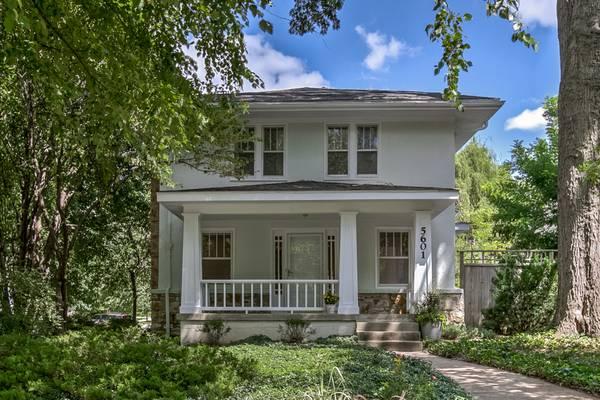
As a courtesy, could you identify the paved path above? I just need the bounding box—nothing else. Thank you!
[398,352,598,400]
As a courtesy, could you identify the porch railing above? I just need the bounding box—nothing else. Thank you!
[201,279,338,312]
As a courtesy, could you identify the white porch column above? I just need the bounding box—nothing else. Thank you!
[338,211,359,315]
[180,212,202,314]
[412,211,432,312]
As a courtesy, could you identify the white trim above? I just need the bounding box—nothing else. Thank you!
[261,124,287,178]
[246,100,503,112]
[201,228,236,279]
[158,190,458,203]
[374,226,413,290]
[356,123,381,177]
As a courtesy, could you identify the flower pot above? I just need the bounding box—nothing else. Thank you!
[420,321,442,341]
[324,304,337,314]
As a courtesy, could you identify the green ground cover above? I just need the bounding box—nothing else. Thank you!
[0,327,469,400]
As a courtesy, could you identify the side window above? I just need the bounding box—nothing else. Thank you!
[357,125,378,175]
[202,232,232,279]
[263,127,285,176]
[236,127,255,176]
[378,230,409,285]
[327,126,349,175]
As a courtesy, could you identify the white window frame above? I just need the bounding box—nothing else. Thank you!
[201,229,236,279]
[356,124,380,177]
[375,227,412,290]
[262,125,286,178]
[325,125,350,177]
[237,127,256,177]
[323,122,381,179]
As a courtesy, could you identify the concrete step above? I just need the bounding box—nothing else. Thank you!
[360,340,423,352]
[356,321,419,332]
[357,330,421,341]
[356,314,416,322]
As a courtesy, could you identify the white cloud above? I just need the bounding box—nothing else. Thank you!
[182,35,328,91]
[505,107,546,131]
[243,35,328,90]
[518,0,557,27]
[355,25,419,71]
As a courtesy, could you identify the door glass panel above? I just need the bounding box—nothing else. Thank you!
[287,234,323,279]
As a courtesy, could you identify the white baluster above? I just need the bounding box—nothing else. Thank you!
[232,283,236,308]
[260,283,263,308]
[269,283,272,308]
[313,283,317,307]
[223,283,226,308]
[304,284,308,308]
[242,283,245,308]
[251,283,254,308]
[287,283,290,309]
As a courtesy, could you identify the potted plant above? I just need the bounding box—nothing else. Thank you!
[323,291,339,314]
[415,291,446,340]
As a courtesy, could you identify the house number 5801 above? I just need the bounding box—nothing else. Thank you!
[420,227,427,260]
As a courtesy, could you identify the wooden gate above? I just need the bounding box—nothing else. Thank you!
[459,250,557,327]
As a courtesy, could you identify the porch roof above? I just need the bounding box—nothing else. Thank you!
[160,180,457,193]
[157,181,457,216]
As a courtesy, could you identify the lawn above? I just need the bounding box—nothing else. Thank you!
[0,327,470,400]
[427,331,600,396]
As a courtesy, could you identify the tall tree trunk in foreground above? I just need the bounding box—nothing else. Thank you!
[556,0,600,336]
[130,268,137,322]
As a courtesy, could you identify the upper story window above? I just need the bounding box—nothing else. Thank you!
[263,126,285,176]
[357,125,378,175]
[327,126,349,175]
[236,127,255,176]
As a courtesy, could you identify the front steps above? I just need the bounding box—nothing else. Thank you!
[357,316,423,352]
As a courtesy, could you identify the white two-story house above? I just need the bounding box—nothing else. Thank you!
[152,87,502,345]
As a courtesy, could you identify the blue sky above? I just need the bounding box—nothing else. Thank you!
[240,0,559,161]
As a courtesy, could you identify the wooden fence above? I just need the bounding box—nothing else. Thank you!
[459,250,558,327]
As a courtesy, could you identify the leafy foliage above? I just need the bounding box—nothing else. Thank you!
[202,319,231,345]
[427,332,600,395]
[483,256,558,334]
[324,291,339,305]
[279,318,315,343]
[415,291,446,325]
[487,97,559,249]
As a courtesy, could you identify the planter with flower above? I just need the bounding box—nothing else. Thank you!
[323,292,339,314]
[414,291,446,340]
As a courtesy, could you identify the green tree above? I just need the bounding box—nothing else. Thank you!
[487,97,558,249]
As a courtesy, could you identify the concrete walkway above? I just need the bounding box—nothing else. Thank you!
[398,352,599,400]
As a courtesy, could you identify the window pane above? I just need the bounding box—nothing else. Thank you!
[358,151,377,175]
[379,258,409,285]
[328,127,348,150]
[358,126,378,150]
[264,152,284,175]
[401,232,409,257]
[203,260,231,279]
[238,153,254,176]
[264,127,284,151]
[327,152,348,175]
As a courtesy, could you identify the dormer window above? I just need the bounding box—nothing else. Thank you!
[263,126,285,176]
[357,125,378,175]
[327,126,349,175]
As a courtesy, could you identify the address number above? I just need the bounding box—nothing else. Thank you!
[420,226,427,259]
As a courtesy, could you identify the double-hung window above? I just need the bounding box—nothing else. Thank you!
[202,232,232,279]
[357,125,378,175]
[327,126,349,175]
[378,230,409,286]
[263,127,285,176]
[236,127,255,176]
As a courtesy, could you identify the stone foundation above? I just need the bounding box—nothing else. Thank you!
[151,292,181,335]
[358,293,407,314]
[438,291,464,324]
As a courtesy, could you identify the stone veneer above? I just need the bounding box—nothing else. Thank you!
[439,292,464,324]
[358,293,407,314]
[151,292,181,335]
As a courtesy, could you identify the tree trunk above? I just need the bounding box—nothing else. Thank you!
[556,0,600,336]
[129,269,137,322]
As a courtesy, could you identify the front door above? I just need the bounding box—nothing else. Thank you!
[286,233,324,279]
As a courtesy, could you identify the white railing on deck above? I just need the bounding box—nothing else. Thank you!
[201,279,338,312]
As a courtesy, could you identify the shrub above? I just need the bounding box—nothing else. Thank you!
[414,291,446,325]
[323,291,339,305]
[201,319,231,344]
[442,323,465,340]
[483,255,557,334]
[279,318,315,343]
